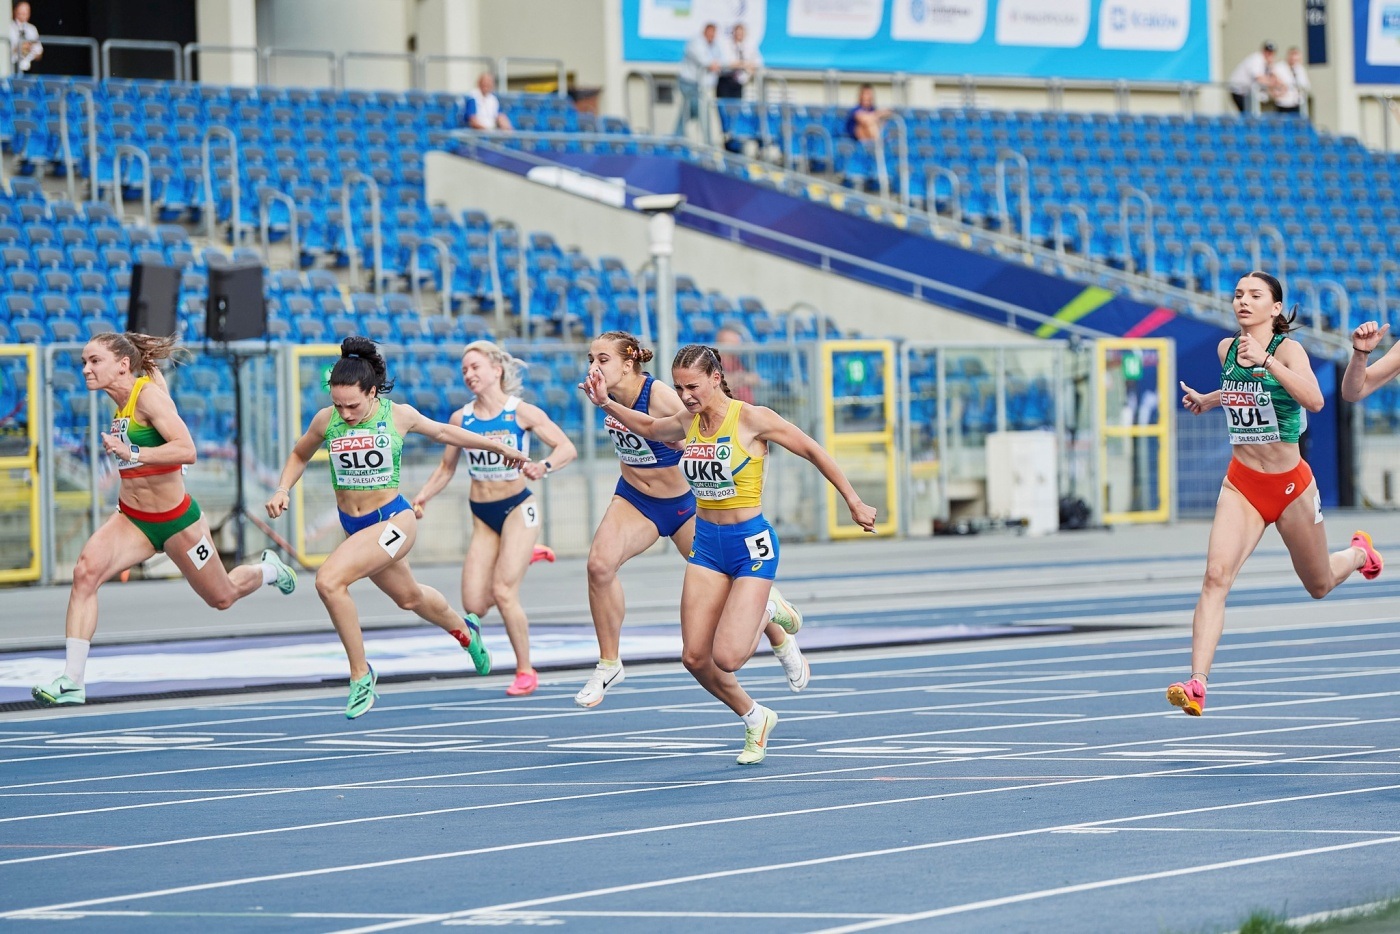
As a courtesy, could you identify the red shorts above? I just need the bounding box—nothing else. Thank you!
[1225,457,1315,524]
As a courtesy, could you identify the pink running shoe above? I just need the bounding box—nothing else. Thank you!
[1166,678,1207,716]
[531,544,556,565]
[1352,531,1383,581]
[506,669,538,697]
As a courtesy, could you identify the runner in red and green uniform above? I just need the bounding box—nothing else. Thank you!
[31,332,298,708]
[267,337,530,718]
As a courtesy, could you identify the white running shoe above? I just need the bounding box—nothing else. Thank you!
[574,661,625,708]
[768,585,802,634]
[773,636,810,692]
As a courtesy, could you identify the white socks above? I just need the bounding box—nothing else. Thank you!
[740,705,766,729]
[260,563,279,586]
[64,638,91,685]
[765,600,776,623]
[597,658,621,669]
[773,636,795,656]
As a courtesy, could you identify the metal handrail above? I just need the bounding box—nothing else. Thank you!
[1316,278,1352,334]
[634,259,655,344]
[261,47,337,88]
[1378,260,1400,329]
[797,123,834,176]
[924,165,963,225]
[182,43,260,84]
[340,171,383,295]
[111,144,152,227]
[872,112,910,208]
[258,187,300,268]
[1359,94,1398,153]
[1248,223,1288,291]
[1291,280,1327,332]
[339,50,417,90]
[811,68,909,107]
[1113,79,1131,114]
[1048,203,1090,262]
[415,53,497,90]
[201,125,240,244]
[1118,187,1155,278]
[623,70,658,136]
[1186,239,1221,295]
[32,36,100,77]
[102,38,183,81]
[409,236,453,316]
[498,56,567,96]
[757,71,790,150]
[487,220,509,334]
[58,84,97,203]
[517,240,532,338]
[995,149,1030,242]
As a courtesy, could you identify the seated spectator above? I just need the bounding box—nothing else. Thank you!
[1227,41,1281,113]
[846,84,892,143]
[716,22,760,100]
[464,72,512,131]
[1270,46,1310,116]
[10,2,43,74]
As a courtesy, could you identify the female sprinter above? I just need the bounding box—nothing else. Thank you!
[411,340,577,698]
[582,343,878,764]
[266,337,528,719]
[32,332,298,707]
[1171,271,1381,716]
[575,331,808,709]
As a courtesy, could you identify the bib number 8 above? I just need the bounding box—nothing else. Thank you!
[744,529,773,561]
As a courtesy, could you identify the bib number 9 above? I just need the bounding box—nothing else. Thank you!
[744,529,773,562]
[522,502,540,528]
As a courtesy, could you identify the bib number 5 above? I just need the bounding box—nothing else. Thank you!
[744,529,774,562]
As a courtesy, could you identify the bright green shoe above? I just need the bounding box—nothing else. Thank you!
[736,706,779,765]
[261,549,297,595]
[461,614,492,676]
[345,667,379,719]
[32,675,85,707]
[768,585,803,635]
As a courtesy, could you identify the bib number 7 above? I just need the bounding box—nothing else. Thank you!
[743,529,774,562]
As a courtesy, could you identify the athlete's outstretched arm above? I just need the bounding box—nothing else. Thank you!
[516,401,577,481]
[747,406,878,532]
[411,405,467,511]
[580,368,688,442]
[266,407,333,518]
[102,380,197,467]
[399,403,529,462]
[1343,321,1400,402]
[1179,382,1222,415]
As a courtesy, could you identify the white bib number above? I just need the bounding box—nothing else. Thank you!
[1222,383,1280,445]
[378,522,406,558]
[744,529,774,562]
[522,501,540,528]
[186,535,214,570]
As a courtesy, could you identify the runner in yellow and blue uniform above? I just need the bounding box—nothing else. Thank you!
[267,337,529,719]
[1172,271,1382,716]
[413,340,577,698]
[582,343,877,764]
[574,331,808,709]
[31,331,298,708]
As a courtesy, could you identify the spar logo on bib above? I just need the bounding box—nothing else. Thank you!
[331,434,387,469]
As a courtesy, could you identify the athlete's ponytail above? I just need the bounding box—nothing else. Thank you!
[463,339,527,397]
[598,330,654,373]
[673,343,732,399]
[330,336,394,395]
[92,331,186,376]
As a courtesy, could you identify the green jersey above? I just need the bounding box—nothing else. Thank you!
[1220,333,1305,445]
[324,397,403,490]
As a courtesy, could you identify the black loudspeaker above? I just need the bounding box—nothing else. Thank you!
[206,264,266,342]
[127,263,180,336]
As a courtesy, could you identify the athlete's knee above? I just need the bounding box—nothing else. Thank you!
[490,579,519,608]
[70,553,107,594]
[393,588,425,614]
[586,550,618,586]
[201,588,238,611]
[681,648,711,674]
[1306,579,1332,600]
[314,570,349,603]
[712,648,745,673]
[1201,561,1235,593]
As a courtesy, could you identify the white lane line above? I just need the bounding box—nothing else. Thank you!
[8,772,1400,918]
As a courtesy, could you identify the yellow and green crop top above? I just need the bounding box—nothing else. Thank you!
[680,400,764,508]
[111,376,181,478]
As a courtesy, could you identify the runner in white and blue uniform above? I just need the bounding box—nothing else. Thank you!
[413,340,577,698]
[575,331,809,708]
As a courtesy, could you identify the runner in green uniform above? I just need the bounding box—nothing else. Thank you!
[31,331,298,708]
[1170,272,1381,716]
[266,337,530,718]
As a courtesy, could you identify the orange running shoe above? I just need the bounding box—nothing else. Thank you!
[531,544,556,565]
[1352,531,1383,581]
[1166,678,1207,716]
[506,669,538,696]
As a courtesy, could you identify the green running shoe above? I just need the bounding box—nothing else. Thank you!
[345,667,379,719]
[261,549,298,595]
[462,614,492,676]
[736,705,779,765]
[768,585,803,635]
[32,675,85,707]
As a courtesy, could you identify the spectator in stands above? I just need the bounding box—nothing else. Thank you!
[9,2,43,74]
[716,325,757,404]
[1227,41,1281,113]
[464,72,512,131]
[716,22,761,100]
[846,84,892,143]
[676,21,723,137]
[1270,46,1311,116]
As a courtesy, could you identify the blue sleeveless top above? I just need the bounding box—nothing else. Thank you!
[461,395,530,481]
[605,374,682,469]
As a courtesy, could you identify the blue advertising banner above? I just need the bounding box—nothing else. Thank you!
[623,0,1213,82]
[1353,0,1400,83]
